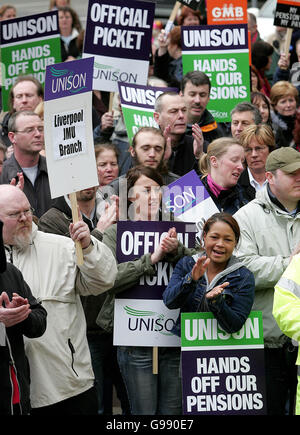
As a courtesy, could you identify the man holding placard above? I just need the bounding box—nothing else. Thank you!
[0,184,118,414]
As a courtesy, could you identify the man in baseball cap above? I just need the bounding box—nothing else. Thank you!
[266,147,300,173]
[233,146,300,415]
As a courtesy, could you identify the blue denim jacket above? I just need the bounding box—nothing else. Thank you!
[163,253,255,337]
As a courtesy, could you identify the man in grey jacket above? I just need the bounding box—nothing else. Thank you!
[233,147,300,415]
[0,184,117,415]
[0,111,52,218]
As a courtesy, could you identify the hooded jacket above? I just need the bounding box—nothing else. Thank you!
[234,184,300,347]
[163,253,255,337]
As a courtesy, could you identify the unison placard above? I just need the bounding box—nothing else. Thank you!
[44,57,99,198]
[181,311,267,415]
[181,23,250,122]
[83,0,155,92]
[118,82,177,143]
[114,220,196,347]
[0,11,61,112]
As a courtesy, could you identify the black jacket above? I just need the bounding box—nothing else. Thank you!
[0,263,47,414]
[0,112,11,148]
[237,169,256,203]
[0,154,53,218]
[167,134,199,177]
[185,109,224,148]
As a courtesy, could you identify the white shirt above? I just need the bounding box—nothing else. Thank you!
[247,167,268,192]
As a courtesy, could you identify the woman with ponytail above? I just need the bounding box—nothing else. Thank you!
[199,137,248,214]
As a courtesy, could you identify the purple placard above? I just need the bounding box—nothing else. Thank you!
[181,23,248,51]
[44,57,94,101]
[118,82,178,110]
[163,170,210,217]
[83,0,155,61]
[182,348,267,415]
[116,220,196,300]
[0,11,59,46]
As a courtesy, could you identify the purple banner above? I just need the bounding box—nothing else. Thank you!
[181,23,249,51]
[118,82,178,110]
[182,348,267,415]
[83,0,155,61]
[44,57,94,101]
[116,220,196,299]
[0,11,59,45]
[163,170,210,217]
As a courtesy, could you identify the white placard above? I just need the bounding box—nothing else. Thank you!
[44,92,99,198]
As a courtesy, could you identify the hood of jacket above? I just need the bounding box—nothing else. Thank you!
[191,252,245,291]
[254,183,300,217]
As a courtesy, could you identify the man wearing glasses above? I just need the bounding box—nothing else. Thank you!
[0,111,52,218]
[0,184,117,415]
[0,75,43,148]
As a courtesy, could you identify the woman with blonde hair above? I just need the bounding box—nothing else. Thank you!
[238,124,276,202]
[199,137,247,214]
[270,80,298,148]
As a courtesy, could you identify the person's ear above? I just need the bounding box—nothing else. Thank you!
[129,146,135,158]
[153,111,160,124]
[265,171,273,185]
[8,132,16,145]
[210,156,218,168]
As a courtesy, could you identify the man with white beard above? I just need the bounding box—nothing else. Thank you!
[0,184,118,415]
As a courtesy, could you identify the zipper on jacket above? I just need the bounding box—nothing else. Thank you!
[68,339,79,376]
[6,335,22,415]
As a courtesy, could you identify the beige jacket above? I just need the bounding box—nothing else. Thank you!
[5,222,117,408]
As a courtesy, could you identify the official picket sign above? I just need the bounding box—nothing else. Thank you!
[162,170,219,243]
[113,221,196,347]
[118,82,177,143]
[83,0,155,92]
[274,0,300,28]
[181,311,267,415]
[181,23,250,122]
[0,11,61,112]
[44,57,99,198]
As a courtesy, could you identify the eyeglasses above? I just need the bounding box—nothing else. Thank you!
[5,207,35,220]
[245,146,268,154]
[14,126,44,134]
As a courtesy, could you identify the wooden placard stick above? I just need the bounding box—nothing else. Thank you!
[153,346,158,374]
[69,191,84,266]
[284,27,293,58]
[109,92,115,112]
[164,1,182,37]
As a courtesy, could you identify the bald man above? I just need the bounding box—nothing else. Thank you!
[0,185,117,415]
